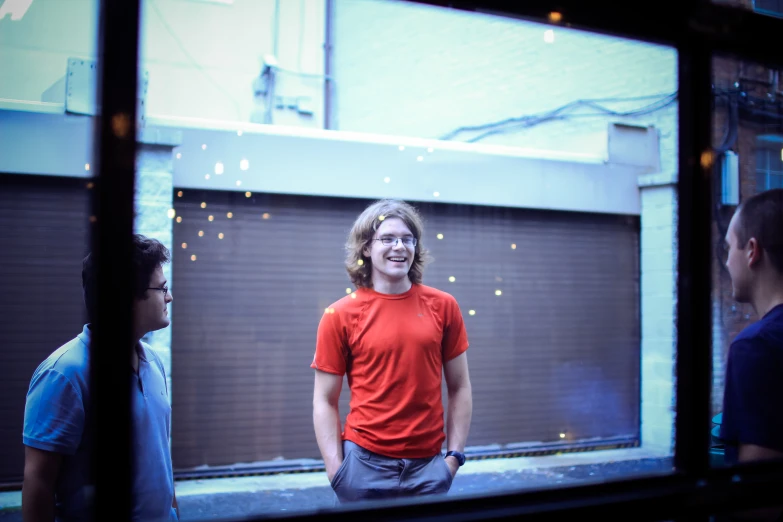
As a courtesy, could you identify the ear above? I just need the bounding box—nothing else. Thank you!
[362,244,371,258]
[747,237,763,268]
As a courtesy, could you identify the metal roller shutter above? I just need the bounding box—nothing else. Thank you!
[171,190,640,470]
[0,174,90,485]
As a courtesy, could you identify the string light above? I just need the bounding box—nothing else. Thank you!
[208,215,214,222]
[176,153,182,159]
[86,182,94,189]
[548,11,562,22]
[205,174,210,180]
[84,163,90,171]
[398,145,405,151]
[215,162,224,175]
[417,156,424,162]
[544,29,555,43]
[384,177,391,183]
[237,130,243,136]
[167,209,176,219]
[511,243,517,250]
[357,259,364,266]
[227,212,233,219]
[218,233,224,239]
[177,191,183,197]
[245,191,252,198]
[181,243,188,249]
[437,233,444,240]
[448,276,456,282]
[240,159,249,171]
[198,230,204,237]
[346,288,352,294]
[201,144,207,150]
[262,213,270,219]
[427,147,434,153]
[236,180,242,186]
[379,215,386,221]
[191,254,197,261]
[351,293,357,299]
[89,216,97,223]
[176,216,182,223]
[560,433,566,438]
[468,310,476,316]
[433,191,440,197]
[495,290,502,296]
[201,202,207,209]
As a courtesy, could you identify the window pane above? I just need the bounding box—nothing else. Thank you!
[136,0,677,518]
[0,0,99,517]
[711,54,783,484]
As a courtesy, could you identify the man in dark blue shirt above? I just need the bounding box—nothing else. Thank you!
[720,188,783,521]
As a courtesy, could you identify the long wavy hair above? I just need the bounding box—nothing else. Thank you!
[345,199,432,288]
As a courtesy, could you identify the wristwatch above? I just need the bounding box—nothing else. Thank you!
[445,450,466,467]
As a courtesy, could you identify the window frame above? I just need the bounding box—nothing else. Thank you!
[92,0,783,520]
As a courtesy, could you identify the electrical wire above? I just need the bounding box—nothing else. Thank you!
[440,92,678,142]
[442,92,678,144]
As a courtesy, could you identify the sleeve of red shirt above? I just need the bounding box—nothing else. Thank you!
[311,307,348,375]
[442,294,469,362]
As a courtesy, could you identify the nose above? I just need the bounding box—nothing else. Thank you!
[166,291,173,303]
[392,239,406,250]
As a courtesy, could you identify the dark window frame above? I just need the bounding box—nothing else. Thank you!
[92,0,783,520]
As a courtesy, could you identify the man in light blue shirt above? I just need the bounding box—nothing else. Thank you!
[22,234,179,522]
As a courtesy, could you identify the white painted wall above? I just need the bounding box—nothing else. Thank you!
[0,0,325,125]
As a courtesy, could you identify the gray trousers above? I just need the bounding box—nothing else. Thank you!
[330,440,454,503]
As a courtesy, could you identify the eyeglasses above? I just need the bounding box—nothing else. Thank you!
[374,236,417,247]
[147,285,169,296]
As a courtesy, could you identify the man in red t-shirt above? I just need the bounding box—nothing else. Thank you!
[311,199,473,503]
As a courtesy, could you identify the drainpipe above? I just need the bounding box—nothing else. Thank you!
[324,0,334,129]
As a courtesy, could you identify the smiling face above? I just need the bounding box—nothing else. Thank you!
[363,217,416,288]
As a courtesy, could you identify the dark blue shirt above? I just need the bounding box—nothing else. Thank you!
[720,304,783,465]
[23,325,178,521]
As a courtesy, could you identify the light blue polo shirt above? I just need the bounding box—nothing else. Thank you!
[23,325,178,522]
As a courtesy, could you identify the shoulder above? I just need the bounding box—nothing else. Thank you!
[35,334,90,385]
[735,308,783,345]
[415,284,460,308]
[329,290,374,316]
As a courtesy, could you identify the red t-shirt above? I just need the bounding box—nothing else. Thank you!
[311,283,469,458]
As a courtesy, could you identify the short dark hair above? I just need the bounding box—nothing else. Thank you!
[82,234,171,322]
[736,188,783,274]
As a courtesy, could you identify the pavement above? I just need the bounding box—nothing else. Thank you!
[0,448,673,521]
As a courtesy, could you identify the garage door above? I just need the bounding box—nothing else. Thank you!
[0,174,90,485]
[171,190,640,470]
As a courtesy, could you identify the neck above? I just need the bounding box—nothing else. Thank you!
[372,276,412,295]
[750,274,783,318]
